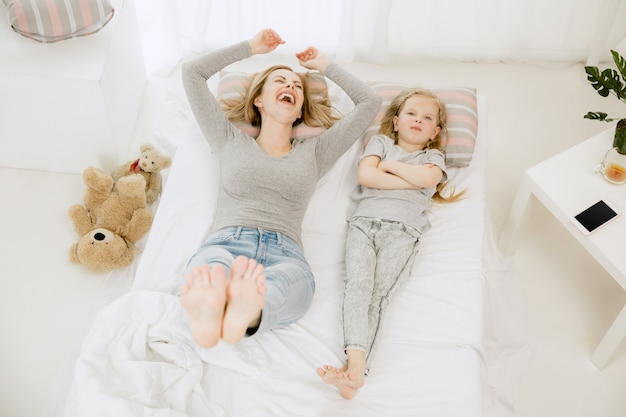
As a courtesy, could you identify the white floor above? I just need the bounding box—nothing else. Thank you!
[1,58,626,417]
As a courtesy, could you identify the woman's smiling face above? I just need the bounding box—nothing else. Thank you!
[254,69,304,124]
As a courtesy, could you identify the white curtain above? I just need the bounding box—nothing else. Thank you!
[134,0,626,76]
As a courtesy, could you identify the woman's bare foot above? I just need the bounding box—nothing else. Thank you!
[222,256,267,344]
[180,264,227,348]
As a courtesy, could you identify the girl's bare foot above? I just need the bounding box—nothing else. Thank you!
[180,264,227,348]
[222,256,267,344]
[316,360,365,399]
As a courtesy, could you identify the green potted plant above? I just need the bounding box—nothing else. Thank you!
[584,50,626,153]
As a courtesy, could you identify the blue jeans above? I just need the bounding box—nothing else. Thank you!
[185,227,315,336]
[343,217,421,371]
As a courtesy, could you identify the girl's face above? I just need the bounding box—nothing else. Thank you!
[254,69,304,124]
[393,95,441,152]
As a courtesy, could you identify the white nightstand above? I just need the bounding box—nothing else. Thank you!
[499,127,626,369]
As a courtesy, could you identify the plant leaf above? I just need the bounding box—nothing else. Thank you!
[585,66,610,97]
[612,51,626,80]
[584,111,614,122]
[610,50,626,100]
[585,65,624,98]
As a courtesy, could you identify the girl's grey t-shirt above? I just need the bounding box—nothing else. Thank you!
[182,41,381,247]
[348,134,447,234]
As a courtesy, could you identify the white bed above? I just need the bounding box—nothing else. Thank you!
[56,70,529,417]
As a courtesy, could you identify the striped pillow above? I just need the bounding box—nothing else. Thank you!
[366,82,479,168]
[4,0,114,43]
[218,70,329,138]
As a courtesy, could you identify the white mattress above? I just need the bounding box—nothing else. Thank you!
[55,76,529,417]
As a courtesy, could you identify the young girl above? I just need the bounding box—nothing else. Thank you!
[178,29,381,348]
[317,88,463,399]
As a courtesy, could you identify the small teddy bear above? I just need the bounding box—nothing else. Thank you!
[112,143,172,204]
[68,166,153,272]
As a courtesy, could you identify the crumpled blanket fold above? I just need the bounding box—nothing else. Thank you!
[70,291,224,417]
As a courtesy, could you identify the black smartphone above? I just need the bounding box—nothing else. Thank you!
[570,200,620,235]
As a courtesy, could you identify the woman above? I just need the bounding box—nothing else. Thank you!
[179,29,381,348]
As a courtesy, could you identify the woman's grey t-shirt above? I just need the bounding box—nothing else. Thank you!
[182,41,381,247]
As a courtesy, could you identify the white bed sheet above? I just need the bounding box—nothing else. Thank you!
[57,80,529,417]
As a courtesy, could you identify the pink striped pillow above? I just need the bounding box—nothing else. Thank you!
[218,70,329,139]
[366,82,478,168]
[4,0,114,43]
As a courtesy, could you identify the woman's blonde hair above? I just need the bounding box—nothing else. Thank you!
[220,65,339,129]
[378,88,464,203]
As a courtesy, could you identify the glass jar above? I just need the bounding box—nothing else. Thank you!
[597,146,626,184]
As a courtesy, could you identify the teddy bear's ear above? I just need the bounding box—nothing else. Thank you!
[140,143,155,152]
[69,244,81,265]
[160,155,172,169]
[113,248,135,269]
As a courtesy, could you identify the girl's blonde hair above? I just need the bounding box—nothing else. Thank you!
[220,65,339,129]
[378,88,464,203]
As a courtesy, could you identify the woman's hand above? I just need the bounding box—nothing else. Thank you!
[248,28,285,55]
[296,47,331,73]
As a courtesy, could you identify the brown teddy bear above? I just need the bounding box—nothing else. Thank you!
[68,167,153,272]
[112,143,172,204]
